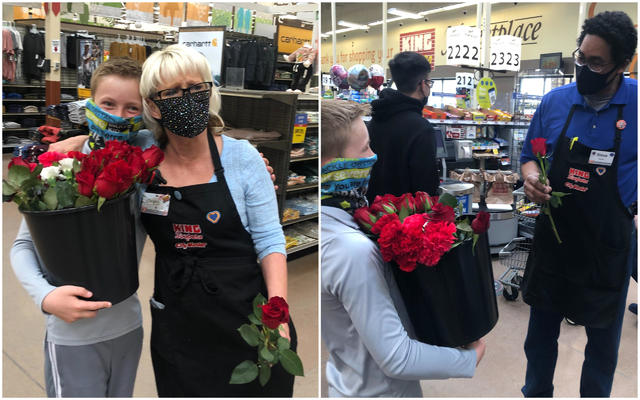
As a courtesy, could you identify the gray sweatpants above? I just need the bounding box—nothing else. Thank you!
[44,327,143,398]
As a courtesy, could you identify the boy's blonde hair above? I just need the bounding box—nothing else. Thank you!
[321,100,371,158]
[90,57,142,96]
[140,44,223,147]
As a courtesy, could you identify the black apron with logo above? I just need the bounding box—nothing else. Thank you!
[522,105,632,328]
[140,133,296,397]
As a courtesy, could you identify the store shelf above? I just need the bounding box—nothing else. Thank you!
[3,113,46,116]
[275,77,293,81]
[282,212,318,227]
[3,99,77,103]
[286,240,318,255]
[297,94,318,101]
[306,123,318,128]
[2,128,32,132]
[427,119,530,128]
[286,182,317,193]
[290,155,318,163]
[2,84,78,90]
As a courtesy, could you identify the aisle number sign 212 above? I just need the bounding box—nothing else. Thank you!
[446,26,481,68]
[490,35,522,72]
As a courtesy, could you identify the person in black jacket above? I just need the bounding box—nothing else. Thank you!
[366,51,439,203]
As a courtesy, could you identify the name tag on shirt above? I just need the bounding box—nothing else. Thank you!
[588,150,615,166]
[141,192,170,216]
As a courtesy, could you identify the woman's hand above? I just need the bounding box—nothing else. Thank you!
[41,285,112,323]
[259,152,278,191]
[279,323,291,341]
[48,135,88,153]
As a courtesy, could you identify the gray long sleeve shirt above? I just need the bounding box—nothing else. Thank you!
[321,206,476,397]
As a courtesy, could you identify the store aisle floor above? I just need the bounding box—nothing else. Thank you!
[321,255,638,398]
[2,155,319,397]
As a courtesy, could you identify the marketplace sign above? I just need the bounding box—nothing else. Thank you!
[278,25,313,54]
[399,29,436,69]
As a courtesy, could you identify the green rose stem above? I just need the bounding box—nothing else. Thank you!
[536,154,562,244]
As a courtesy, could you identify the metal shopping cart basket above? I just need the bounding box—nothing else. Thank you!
[498,237,532,300]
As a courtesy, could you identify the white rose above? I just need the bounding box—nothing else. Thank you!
[58,158,75,172]
[40,166,61,180]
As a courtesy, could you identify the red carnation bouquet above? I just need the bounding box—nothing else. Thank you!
[231,294,304,386]
[3,140,164,211]
[354,192,491,272]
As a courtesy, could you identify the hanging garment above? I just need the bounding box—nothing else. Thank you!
[3,28,16,81]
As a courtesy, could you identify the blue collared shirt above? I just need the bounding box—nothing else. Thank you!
[520,78,637,207]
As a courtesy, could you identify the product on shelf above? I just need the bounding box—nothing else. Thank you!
[422,106,447,119]
[282,208,301,222]
[287,171,307,186]
[223,128,282,141]
[284,195,318,216]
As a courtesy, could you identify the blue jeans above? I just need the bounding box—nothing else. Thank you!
[521,229,635,397]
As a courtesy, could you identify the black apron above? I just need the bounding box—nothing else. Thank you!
[140,132,297,397]
[522,105,632,328]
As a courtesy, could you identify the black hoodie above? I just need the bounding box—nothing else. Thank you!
[366,88,439,203]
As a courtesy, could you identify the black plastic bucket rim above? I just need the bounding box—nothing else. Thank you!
[21,188,136,216]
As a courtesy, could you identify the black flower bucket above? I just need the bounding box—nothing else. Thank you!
[22,190,139,304]
[391,215,498,348]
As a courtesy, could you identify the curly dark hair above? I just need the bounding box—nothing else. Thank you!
[577,11,637,67]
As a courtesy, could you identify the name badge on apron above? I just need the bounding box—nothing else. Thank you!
[141,192,171,216]
[588,150,615,166]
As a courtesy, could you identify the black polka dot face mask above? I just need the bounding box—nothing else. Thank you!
[152,90,210,138]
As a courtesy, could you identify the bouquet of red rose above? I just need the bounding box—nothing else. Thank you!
[354,192,490,272]
[530,138,569,244]
[3,140,164,211]
[230,294,303,386]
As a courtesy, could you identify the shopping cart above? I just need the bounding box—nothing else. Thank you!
[498,237,532,301]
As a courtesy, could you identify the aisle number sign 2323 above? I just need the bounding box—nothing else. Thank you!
[446,26,481,68]
[490,35,522,72]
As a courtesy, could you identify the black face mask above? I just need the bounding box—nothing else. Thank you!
[575,64,618,95]
[152,90,210,138]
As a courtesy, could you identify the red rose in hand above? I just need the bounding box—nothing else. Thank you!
[66,151,87,162]
[38,151,66,167]
[429,203,456,223]
[8,157,37,172]
[261,296,290,329]
[370,194,398,215]
[142,146,164,169]
[531,138,547,157]
[81,156,100,175]
[94,160,134,199]
[76,169,96,197]
[471,211,491,234]
[90,148,113,168]
[353,207,378,232]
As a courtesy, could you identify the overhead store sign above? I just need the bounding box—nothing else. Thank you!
[179,30,224,80]
[159,3,184,27]
[277,25,313,54]
[399,29,436,69]
[211,4,233,28]
[446,26,481,68]
[490,35,522,71]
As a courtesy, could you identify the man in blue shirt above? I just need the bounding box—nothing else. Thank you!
[519,11,637,397]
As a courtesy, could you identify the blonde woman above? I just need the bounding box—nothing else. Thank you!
[139,44,295,396]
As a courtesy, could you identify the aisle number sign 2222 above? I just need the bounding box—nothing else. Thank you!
[446,26,481,68]
[490,35,522,72]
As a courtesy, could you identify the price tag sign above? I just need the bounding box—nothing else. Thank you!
[490,35,522,72]
[322,73,334,87]
[292,113,308,144]
[455,72,475,108]
[476,77,497,109]
[446,26,481,67]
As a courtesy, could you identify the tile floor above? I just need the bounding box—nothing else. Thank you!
[321,255,638,397]
[2,154,319,397]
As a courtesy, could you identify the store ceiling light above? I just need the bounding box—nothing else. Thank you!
[338,20,369,30]
[388,8,422,19]
[369,17,404,26]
